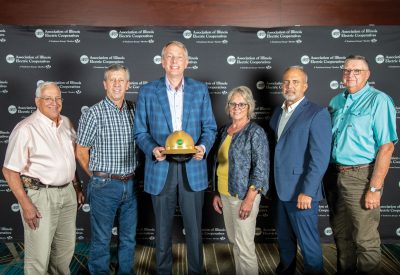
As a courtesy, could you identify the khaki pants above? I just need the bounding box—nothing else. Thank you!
[221,194,261,275]
[22,184,77,275]
[325,165,381,275]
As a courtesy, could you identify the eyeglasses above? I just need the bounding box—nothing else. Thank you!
[342,69,368,75]
[37,96,63,104]
[228,102,248,109]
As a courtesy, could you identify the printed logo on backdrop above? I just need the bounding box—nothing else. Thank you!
[257,228,277,241]
[5,54,52,69]
[256,80,281,95]
[380,205,400,218]
[153,55,161,64]
[34,28,81,43]
[227,55,272,70]
[11,203,20,212]
[330,80,339,90]
[331,27,378,43]
[188,56,199,70]
[202,228,226,241]
[76,228,85,241]
[375,54,400,69]
[324,227,333,236]
[301,55,345,69]
[257,29,303,44]
[0,28,6,43]
[0,179,11,191]
[128,81,148,94]
[395,106,400,120]
[0,130,11,144]
[136,228,155,241]
[108,29,155,44]
[258,204,272,218]
[182,29,229,44]
[318,204,330,217]
[79,55,125,69]
[82,203,90,212]
[0,80,8,94]
[254,106,272,120]
[391,155,400,168]
[81,106,90,115]
[206,81,228,95]
[0,227,14,241]
[37,80,82,94]
[8,105,36,119]
[329,81,348,91]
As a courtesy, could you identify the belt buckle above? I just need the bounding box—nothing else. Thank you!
[120,174,130,181]
[21,176,41,190]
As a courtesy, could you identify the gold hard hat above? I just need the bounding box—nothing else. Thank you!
[163,130,197,155]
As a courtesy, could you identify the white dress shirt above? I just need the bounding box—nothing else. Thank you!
[277,97,305,141]
[4,110,76,186]
[166,77,184,132]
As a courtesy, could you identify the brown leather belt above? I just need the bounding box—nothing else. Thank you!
[335,162,374,172]
[93,171,134,181]
[21,175,70,190]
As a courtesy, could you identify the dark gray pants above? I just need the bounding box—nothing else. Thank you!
[325,165,381,275]
[152,161,204,275]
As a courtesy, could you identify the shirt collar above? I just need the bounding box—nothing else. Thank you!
[36,109,63,128]
[104,96,127,110]
[165,76,184,93]
[344,83,370,100]
[281,96,305,113]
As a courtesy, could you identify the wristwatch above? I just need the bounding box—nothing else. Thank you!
[369,186,382,192]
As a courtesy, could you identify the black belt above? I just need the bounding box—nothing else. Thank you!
[92,171,134,181]
[335,162,374,172]
[21,175,70,190]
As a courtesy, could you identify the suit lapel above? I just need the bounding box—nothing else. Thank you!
[182,78,193,131]
[279,98,308,140]
[156,78,173,132]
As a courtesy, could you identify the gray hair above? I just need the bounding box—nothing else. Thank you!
[104,64,130,81]
[225,86,256,119]
[35,82,61,97]
[161,41,189,59]
[283,66,308,83]
[344,54,370,70]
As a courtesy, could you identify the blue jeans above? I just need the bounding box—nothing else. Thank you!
[88,176,137,275]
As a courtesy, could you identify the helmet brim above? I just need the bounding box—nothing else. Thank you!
[163,149,197,154]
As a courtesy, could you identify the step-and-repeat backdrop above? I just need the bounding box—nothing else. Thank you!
[0,25,399,244]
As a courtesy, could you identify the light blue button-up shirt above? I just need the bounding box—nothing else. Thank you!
[329,83,397,165]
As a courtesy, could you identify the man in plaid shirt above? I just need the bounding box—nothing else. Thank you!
[76,64,137,275]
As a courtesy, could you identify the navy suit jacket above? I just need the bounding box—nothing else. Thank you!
[134,77,217,195]
[269,97,332,202]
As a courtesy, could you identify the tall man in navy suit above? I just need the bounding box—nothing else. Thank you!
[134,41,217,275]
[269,66,332,274]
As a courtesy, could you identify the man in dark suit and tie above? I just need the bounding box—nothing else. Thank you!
[269,66,332,274]
[134,41,217,275]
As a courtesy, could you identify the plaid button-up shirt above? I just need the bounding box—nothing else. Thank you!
[77,97,136,175]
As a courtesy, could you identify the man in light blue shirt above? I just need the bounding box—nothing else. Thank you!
[326,55,397,275]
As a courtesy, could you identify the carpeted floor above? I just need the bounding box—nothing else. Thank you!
[1,242,400,274]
